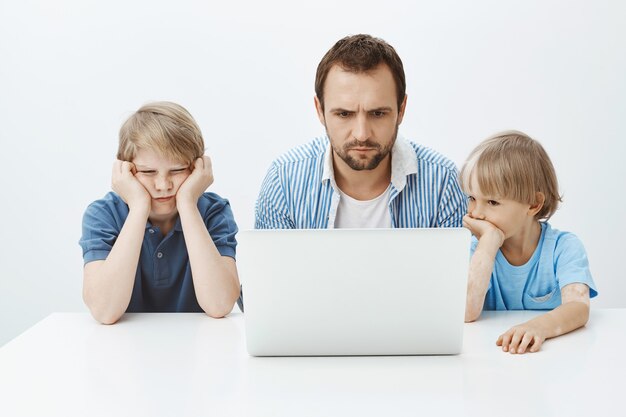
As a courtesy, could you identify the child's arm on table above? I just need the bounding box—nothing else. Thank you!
[497,283,590,354]
[83,161,151,325]
[176,156,241,318]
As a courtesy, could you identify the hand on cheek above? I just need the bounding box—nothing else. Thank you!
[111,160,151,214]
[176,156,214,207]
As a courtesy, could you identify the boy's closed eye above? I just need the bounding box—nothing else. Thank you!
[135,167,189,175]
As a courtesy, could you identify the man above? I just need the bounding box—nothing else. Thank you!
[255,34,466,229]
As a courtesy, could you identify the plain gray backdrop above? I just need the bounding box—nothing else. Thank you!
[1,0,625,346]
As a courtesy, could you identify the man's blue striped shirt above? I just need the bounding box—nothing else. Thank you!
[255,135,467,229]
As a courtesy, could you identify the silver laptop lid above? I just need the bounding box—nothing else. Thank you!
[238,228,470,356]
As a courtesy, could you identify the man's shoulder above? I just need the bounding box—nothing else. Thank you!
[271,136,328,167]
[404,139,458,173]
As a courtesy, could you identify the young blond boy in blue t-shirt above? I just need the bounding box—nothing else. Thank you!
[461,131,597,354]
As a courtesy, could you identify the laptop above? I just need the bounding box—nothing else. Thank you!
[237,228,470,356]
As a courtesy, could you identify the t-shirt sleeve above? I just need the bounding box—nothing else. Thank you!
[202,194,239,259]
[555,233,598,298]
[78,197,126,264]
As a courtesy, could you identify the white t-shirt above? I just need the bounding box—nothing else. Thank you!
[334,185,392,228]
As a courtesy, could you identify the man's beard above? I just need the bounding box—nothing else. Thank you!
[329,125,398,171]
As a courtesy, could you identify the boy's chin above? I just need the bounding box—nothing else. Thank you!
[150,203,178,217]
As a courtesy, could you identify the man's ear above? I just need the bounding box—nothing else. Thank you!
[314,95,325,126]
[529,192,545,217]
[396,94,408,125]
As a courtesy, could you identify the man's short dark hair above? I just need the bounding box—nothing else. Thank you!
[315,34,406,111]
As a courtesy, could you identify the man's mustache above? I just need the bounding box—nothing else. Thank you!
[343,140,381,150]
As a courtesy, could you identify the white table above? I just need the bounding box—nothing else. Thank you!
[0,309,622,417]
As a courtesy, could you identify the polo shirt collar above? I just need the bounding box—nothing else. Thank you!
[322,135,418,192]
[145,214,184,233]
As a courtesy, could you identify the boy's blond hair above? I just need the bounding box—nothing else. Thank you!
[459,130,562,220]
[117,101,204,165]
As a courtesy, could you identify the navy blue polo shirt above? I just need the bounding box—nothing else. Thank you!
[79,191,238,312]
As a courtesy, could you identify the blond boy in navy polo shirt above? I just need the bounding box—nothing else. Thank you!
[79,102,240,324]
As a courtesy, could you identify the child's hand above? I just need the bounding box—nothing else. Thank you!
[496,323,547,354]
[176,156,214,208]
[463,215,505,248]
[111,160,151,214]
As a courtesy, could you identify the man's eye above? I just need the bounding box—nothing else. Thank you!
[337,111,350,118]
[372,111,386,117]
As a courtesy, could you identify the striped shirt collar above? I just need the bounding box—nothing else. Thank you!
[322,135,419,193]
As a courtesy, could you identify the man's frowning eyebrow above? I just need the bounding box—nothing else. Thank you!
[328,106,393,113]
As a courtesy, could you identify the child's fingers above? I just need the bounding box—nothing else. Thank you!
[112,160,133,182]
[499,331,513,352]
[517,333,534,354]
[529,337,544,353]
[120,161,134,175]
[508,331,524,354]
[496,334,503,346]
[462,215,475,227]
[202,155,213,172]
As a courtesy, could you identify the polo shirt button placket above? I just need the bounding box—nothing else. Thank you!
[157,252,163,259]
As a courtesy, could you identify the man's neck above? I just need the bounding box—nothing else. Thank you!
[333,153,392,201]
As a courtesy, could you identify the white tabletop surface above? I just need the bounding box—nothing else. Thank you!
[0,309,622,417]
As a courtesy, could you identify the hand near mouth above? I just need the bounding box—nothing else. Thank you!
[463,214,504,248]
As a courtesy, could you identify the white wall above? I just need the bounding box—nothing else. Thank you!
[1,0,625,346]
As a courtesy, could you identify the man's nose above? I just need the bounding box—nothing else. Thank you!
[352,114,371,142]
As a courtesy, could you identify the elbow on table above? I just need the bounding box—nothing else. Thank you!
[202,304,233,319]
[465,308,482,323]
[83,297,121,325]
[198,288,239,318]
[88,307,124,325]
[83,291,124,324]
[201,298,237,319]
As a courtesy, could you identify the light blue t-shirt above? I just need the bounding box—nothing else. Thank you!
[470,222,598,310]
